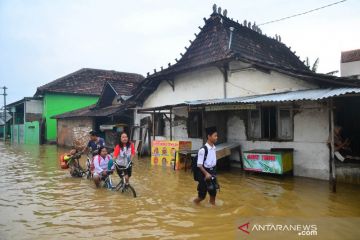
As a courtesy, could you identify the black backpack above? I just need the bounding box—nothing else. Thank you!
[191,145,208,181]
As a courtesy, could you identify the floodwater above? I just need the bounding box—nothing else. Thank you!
[0,142,360,240]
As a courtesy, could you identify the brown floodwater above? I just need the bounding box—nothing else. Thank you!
[0,142,360,240]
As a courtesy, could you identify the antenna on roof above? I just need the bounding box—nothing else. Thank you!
[213,4,217,13]
[223,9,228,17]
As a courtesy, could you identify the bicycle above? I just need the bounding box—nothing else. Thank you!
[66,152,86,178]
[104,161,137,197]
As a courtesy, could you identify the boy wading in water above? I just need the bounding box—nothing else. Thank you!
[193,126,219,205]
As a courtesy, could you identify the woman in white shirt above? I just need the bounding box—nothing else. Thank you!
[93,146,114,188]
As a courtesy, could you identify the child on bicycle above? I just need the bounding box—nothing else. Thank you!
[113,132,135,185]
[93,146,114,188]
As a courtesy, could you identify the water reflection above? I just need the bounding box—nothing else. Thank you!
[0,142,359,239]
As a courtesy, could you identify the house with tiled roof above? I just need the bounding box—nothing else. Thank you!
[132,5,360,183]
[33,68,144,142]
[52,79,141,148]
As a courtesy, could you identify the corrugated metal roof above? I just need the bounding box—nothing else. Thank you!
[185,88,360,106]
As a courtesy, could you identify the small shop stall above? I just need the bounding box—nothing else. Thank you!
[242,148,293,174]
[151,140,192,170]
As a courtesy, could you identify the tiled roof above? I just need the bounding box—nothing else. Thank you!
[35,68,144,96]
[131,9,360,102]
[52,104,130,119]
[146,12,308,80]
[341,49,360,63]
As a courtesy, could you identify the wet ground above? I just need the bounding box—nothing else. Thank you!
[0,142,359,239]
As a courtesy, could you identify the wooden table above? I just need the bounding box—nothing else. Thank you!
[177,142,241,171]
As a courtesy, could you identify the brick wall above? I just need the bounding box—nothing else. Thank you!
[57,117,94,148]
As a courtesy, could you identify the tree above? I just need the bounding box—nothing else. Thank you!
[305,57,319,72]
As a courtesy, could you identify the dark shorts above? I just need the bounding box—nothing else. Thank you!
[197,168,217,199]
[116,166,132,178]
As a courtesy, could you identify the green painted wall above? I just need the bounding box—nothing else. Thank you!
[43,93,98,141]
[25,121,40,144]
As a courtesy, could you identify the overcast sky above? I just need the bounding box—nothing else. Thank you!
[1,0,359,104]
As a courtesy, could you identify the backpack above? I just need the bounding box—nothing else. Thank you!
[191,145,208,181]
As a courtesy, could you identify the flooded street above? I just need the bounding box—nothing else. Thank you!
[1,142,360,240]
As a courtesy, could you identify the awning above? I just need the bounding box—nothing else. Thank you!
[137,88,360,113]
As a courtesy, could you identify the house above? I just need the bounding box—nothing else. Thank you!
[34,68,144,143]
[341,49,360,78]
[131,6,360,183]
[6,97,43,144]
[52,75,144,148]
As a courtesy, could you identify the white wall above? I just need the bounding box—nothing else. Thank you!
[143,67,224,108]
[227,61,317,97]
[25,99,43,114]
[341,61,360,77]
[227,102,330,180]
[142,60,318,109]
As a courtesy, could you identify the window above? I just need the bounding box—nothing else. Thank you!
[247,106,293,140]
[187,111,202,138]
[154,113,165,136]
[278,108,293,140]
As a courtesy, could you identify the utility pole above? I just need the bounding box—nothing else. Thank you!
[1,86,7,141]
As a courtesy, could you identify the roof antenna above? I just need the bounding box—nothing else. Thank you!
[212,4,217,13]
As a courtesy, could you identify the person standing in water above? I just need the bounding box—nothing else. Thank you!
[113,132,135,184]
[193,127,219,205]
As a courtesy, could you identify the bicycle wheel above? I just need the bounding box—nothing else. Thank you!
[122,184,137,198]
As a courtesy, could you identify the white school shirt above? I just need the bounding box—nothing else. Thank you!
[197,143,216,168]
[93,155,114,175]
